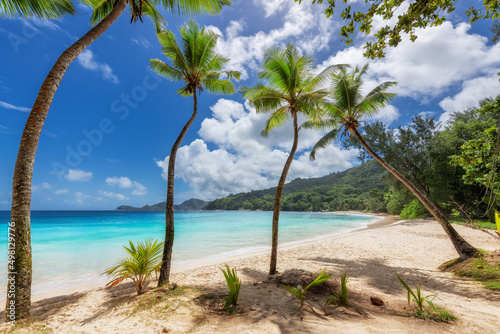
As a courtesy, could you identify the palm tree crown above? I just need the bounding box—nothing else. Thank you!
[150,19,240,95]
[0,0,75,19]
[305,64,396,159]
[240,44,337,134]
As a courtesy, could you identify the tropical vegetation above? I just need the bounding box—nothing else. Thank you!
[150,19,240,287]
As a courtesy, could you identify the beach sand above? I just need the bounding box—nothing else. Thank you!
[1,216,499,333]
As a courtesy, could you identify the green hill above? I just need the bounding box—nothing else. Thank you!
[116,198,208,211]
[206,160,390,212]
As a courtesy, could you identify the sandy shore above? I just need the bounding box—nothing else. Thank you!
[2,217,499,333]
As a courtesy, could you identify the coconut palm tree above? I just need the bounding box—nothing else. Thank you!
[150,20,240,286]
[305,64,478,259]
[8,0,231,321]
[240,44,342,275]
[0,0,74,18]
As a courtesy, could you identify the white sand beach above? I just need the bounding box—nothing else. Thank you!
[1,215,499,333]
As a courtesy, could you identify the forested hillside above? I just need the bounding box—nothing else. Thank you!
[206,160,390,212]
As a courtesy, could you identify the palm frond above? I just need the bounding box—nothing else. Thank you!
[149,58,184,81]
[160,0,230,16]
[203,78,236,94]
[261,106,290,136]
[310,128,341,160]
[1,0,75,19]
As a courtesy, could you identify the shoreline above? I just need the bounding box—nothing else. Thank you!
[2,211,400,305]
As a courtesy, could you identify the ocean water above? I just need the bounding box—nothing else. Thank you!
[0,210,377,297]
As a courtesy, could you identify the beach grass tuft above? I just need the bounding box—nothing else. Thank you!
[441,251,500,291]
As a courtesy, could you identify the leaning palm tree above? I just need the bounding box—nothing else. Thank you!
[305,64,478,259]
[0,0,74,18]
[240,44,342,275]
[8,0,231,321]
[150,20,240,286]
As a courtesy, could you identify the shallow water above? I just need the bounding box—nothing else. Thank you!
[0,210,376,296]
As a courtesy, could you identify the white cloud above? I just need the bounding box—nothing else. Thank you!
[0,100,30,112]
[77,50,119,84]
[64,169,93,181]
[32,183,51,192]
[365,105,400,125]
[98,190,129,201]
[105,176,147,195]
[54,188,69,195]
[208,1,339,79]
[321,22,500,98]
[157,99,357,199]
[438,74,500,125]
[131,37,151,49]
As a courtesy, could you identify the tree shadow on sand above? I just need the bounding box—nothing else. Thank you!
[303,256,500,302]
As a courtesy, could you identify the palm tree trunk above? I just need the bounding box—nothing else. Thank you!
[269,110,299,275]
[158,92,198,286]
[352,128,478,260]
[7,0,127,321]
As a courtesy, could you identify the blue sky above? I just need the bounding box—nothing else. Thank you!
[0,0,499,210]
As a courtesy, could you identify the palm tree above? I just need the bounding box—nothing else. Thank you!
[8,0,231,321]
[305,64,478,260]
[150,20,240,286]
[240,44,342,275]
[104,239,163,295]
[0,0,75,18]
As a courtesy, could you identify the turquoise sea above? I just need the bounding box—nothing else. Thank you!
[0,210,377,297]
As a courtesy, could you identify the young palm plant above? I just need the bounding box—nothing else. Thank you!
[104,239,163,295]
[240,45,342,276]
[150,20,240,287]
[304,64,478,260]
[8,0,230,320]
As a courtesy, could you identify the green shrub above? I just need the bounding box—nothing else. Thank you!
[103,239,163,295]
[220,265,241,313]
[396,274,436,313]
[400,199,430,219]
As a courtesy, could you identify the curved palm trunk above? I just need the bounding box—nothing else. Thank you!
[269,110,299,275]
[7,0,127,321]
[352,128,478,260]
[158,93,198,286]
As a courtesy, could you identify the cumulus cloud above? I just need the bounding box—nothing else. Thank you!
[157,99,357,199]
[321,22,500,95]
[105,176,147,195]
[438,73,500,125]
[0,100,30,112]
[77,50,119,84]
[64,169,92,181]
[98,190,129,201]
[208,1,339,79]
